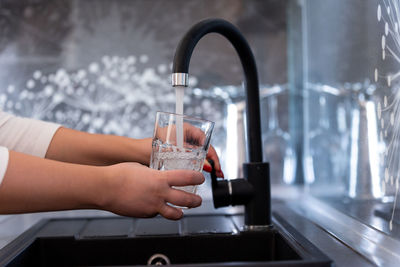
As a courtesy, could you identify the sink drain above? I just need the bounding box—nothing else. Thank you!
[147,253,171,265]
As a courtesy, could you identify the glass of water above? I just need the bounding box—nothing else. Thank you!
[149,111,215,195]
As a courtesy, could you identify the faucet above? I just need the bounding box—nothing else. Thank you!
[172,18,271,230]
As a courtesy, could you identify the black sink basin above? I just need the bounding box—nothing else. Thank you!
[0,214,333,266]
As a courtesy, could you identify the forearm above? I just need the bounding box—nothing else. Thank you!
[0,151,111,213]
[46,127,152,166]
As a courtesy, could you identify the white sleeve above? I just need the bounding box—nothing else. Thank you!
[0,111,61,158]
[0,146,9,185]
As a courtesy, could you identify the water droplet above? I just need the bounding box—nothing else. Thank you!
[77,69,86,80]
[33,70,42,80]
[378,101,382,119]
[385,130,388,137]
[82,114,91,124]
[387,76,391,86]
[26,79,35,89]
[384,95,388,107]
[139,54,149,63]
[390,220,393,231]
[378,5,382,21]
[396,178,399,190]
[109,70,118,78]
[375,68,379,82]
[391,175,394,185]
[89,62,100,73]
[385,22,389,35]
[127,55,136,64]
[382,35,386,50]
[382,49,386,60]
[112,56,119,64]
[381,118,384,128]
[44,85,53,96]
[7,85,15,94]
[387,6,391,15]
[189,76,198,87]
[391,112,394,125]
[157,64,167,74]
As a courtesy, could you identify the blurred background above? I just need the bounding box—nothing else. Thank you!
[1,0,400,245]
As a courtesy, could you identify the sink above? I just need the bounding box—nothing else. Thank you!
[0,214,333,266]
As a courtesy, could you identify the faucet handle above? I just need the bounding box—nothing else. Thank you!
[209,160,254,208]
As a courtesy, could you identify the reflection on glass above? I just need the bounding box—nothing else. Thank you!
[305,95,344,188]
[263,93,296,184]
[348,91,384,200]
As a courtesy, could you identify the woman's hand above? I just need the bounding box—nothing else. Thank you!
[0,152,203,220]
[102,163,205,220]
[46,127,224,177]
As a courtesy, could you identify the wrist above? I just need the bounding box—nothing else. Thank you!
[129,138,152,166]
[87,165,117,210]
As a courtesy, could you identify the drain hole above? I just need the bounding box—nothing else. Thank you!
[147,253,171,265]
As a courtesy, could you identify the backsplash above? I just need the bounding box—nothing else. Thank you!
[0,0,289,181]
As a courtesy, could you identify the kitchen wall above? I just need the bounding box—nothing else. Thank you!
[0,0,289,184]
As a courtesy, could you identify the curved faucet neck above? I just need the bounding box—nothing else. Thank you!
[172,18,263,163]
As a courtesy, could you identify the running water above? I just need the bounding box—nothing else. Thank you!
[175,86,185,148]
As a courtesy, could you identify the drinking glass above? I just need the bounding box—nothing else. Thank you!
[149,111,215,194]
[262,92,296,185]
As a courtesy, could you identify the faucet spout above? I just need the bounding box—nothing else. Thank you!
[172,18,271,228]
[172,18,262,162]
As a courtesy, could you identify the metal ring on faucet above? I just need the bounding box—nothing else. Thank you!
[172,73,189,87]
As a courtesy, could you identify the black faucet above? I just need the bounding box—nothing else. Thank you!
[172,18,271,229]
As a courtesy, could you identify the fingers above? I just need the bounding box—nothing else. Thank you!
[184,123,206,145]
[206,145,224,178]
[164,170,205,186]
[159,204,184,220]
[203,160,212,172]
[165,188,202,208]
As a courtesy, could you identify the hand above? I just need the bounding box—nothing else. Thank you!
[103,163,205,220]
